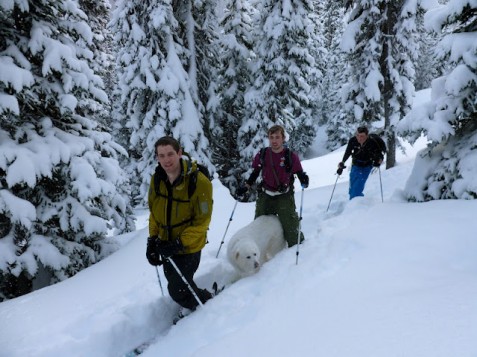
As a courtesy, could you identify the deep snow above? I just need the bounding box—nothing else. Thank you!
[1,131,477,357]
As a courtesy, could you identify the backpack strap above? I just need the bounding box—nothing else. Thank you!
[369,134,387,153]
[284,148,292,173]
[157,168,202,200]
[260,147,293,173]
[155,219,194,230]
[259,147,267,168]
[154,174,191,203]
[188,170,198,199]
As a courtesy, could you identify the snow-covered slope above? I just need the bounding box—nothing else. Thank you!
[1,136,477,357]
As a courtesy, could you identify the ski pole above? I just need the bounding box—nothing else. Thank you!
[378,166,383,203]
[326,174,340,212]
[155,266,164,296]
[296,186,305,265]
[216,200,238,258]
[165,256,204,308]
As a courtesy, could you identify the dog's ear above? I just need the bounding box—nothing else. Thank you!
[235,252,240,260]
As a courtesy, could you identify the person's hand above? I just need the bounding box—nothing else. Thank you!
[299,173,309,188]
[157,238,183,258]
[337,162,346,175]
[236,185,249,197]
[373,160,382,167]
[146,236,162,266]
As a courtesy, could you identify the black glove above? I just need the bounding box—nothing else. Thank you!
[337,162,346,175]
[157,238,183,258]
[373,160,381,167]
[236,185,249,197]
[146,236,162,266]
[297,172,309,188]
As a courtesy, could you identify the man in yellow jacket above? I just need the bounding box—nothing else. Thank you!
[147,136,213,310]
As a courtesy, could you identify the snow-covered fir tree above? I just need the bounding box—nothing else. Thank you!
[110,0,212,206]
[209,0,256,197]
[398,0,477,201]
[190,0,220,128]
[414,6,447,91]
[313,0,336,125]
[78,0,116,126]
[339,0,426,168]
[316,0,350,150]
[0,0,134,300]
[245,0,320,158]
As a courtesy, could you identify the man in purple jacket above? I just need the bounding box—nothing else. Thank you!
[237,125,309,247]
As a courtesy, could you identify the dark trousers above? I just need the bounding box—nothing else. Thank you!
[255,190,304,247]
[162,251,212,310]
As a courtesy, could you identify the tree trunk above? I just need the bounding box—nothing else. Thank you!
[380,5,396,169]
[386,132,396,169]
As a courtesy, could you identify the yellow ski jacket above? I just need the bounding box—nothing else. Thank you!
[148,159,213,254]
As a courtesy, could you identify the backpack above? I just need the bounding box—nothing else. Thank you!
[369,133,387,154]
[259,147,293,173]
[188,162,212,199]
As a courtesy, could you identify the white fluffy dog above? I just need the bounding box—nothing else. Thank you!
[227,215,287,277]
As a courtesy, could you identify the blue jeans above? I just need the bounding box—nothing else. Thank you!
[349,165,372,200]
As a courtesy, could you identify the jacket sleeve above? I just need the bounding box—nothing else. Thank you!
[373,148,384,162]
[342,138,353,163]
[179,173,213,253]
[246,168,261,186]
[246,152,262,185]
[148,175,160,237]
[371,140,385,162]
[291,151,303,174]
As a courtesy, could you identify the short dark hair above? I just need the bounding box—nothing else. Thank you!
[154,136,181,153]
[268,125,285,138]
[357,126,369,135]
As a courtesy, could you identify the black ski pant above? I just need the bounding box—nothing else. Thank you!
[163,251,212,310]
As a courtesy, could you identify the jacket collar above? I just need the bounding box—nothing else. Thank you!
[155,157,196,188]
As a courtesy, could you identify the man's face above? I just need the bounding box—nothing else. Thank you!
[356,132,368,145]
[156,145,182,175]
[269,131,285,152]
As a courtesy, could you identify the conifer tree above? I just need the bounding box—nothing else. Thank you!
[79,0,116,126]
[246,0,320,157]
[317,0,349,150]
[191,0,220,125]
[0,0,134,300]
[398,0,477,200]
[111,0,212,205]
[414,7,447,91]
[339,0,424,168]
[209,0,256,195]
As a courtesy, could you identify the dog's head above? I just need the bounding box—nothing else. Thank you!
[234,243,261,276]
